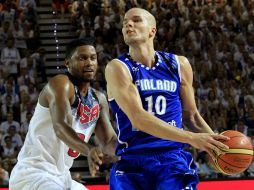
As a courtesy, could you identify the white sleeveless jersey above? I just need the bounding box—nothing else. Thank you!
[16,87,100,175]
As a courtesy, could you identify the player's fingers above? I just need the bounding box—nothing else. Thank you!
[88,159,97,176]
[91,150,103,165]
[95,148,104,158]
[210,138,229,150]
[212,134,230,141]
[206,148,216,161]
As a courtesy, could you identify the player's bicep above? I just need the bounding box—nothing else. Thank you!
[178,56,198,116]
[46,76,73,126]
[105,60,144,122]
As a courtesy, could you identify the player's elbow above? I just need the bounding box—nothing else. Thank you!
[53,122,66,139]
[129,110,148,131]
[182,109,199,123]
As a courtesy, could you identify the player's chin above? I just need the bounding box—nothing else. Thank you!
[124,37,138,45]
[82,73,95,82]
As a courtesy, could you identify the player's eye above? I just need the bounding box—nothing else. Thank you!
[78,56,87,61]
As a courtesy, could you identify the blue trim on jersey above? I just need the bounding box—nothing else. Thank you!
[109,51,185,157]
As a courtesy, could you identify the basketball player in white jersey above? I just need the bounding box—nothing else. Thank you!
[9,38,117,190]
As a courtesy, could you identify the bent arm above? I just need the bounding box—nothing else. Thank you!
[45,75,92,156]
[178,56,214,134]
[94,90,117,156]
[105,60,193,144]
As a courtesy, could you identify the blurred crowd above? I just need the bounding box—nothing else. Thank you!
[0,0,253,186]
[0,0,43,186]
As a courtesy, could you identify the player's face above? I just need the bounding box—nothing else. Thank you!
[67,45,98,82]
[122,9,152,45]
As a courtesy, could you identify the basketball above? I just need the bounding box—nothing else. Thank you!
[209,130,253,175]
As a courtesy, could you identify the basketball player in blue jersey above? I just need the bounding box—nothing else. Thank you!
[104,8,230,190]
[9,38,117,190]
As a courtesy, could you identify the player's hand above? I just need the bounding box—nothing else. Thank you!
[189,132,230,160]
[87,147,103,176]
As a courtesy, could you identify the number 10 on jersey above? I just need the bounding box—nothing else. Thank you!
[145,95,166,115]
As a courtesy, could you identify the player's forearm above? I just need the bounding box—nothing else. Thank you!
[102,136,117,156]
[131,110,193,144]
[54,122,92,156]
[183,111,214,134]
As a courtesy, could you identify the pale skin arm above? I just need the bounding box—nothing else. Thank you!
[42,75,92,156]
[179,55,214,134]
[178,56,230,155]
[105,59,229,158]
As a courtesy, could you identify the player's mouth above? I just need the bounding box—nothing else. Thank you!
[126,30,135,34]
[83,69,94,73]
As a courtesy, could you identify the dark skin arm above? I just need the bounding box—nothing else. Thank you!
[88,90,117,176]
[39,74,92,156]
[94,90,117,155]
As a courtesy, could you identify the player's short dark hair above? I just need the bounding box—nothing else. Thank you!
[65,37,95,59]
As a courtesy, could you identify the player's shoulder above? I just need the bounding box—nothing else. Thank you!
[105,57,130,78]
[174,55,190,65]
[48,74,70,84]
[91,88,107,105]
[91,88,104,98]
[106,58,124,70]
[46,74,73,91]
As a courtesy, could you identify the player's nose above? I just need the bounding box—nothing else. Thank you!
[124,20,134,28]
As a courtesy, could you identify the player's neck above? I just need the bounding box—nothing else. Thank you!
[129,44,156,68]
[66,72,90,96]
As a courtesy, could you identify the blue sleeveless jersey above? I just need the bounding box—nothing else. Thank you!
[109,51,186,157]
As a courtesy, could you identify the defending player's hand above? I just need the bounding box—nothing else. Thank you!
[87,147,103,176]
[189,132,230,160]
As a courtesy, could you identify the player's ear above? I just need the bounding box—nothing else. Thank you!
[65,59,70,71]
[149,27,157,38]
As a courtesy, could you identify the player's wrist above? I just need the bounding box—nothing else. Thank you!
[184,131,195,144]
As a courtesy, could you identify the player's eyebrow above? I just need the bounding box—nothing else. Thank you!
[123,15,143,23]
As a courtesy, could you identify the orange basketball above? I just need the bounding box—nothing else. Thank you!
[209,130,253,175]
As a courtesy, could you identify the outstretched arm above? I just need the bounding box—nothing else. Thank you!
[88,90,118,176]
[94,90,117,156]
[43,75,92,156]
[179,56,214,134]
[179,55,229,156]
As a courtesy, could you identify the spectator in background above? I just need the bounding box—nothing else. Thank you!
[20,112,32,141]
[196,151,217,180]
[12,21,27,57]
[0,38,21,77]
[1,125,23,151]
[234,119,248,136]
[0,113,20,134]
[0,162,9,186]
[0,95,19,121]
[0,135,18,165]
[26,82,38,104]
[0,21,12,50]
[19,0,37,12]
[17,67,35,92]
[245,104,254,135]
[31,47,47,82]
[1,82,19,109]
[52,0,66,18]
[1,0,16,29]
